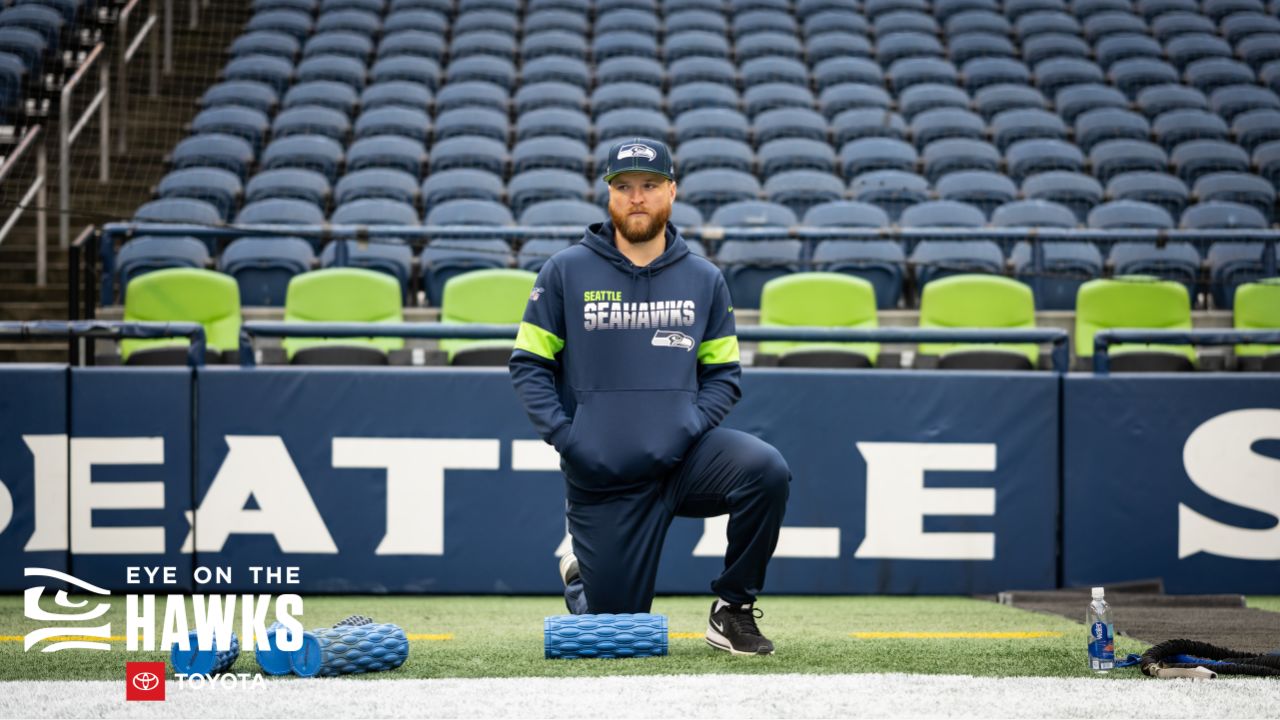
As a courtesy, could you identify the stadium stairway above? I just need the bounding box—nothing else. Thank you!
[0,0,251,362]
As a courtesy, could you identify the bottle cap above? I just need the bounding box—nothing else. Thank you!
[1091,586,1105,598]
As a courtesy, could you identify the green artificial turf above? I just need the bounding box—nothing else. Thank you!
[0,595,1148,681]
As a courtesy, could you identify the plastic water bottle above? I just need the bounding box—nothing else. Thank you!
[1087,586,1115,673]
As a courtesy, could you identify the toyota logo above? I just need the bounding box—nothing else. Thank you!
[131,672,160,692]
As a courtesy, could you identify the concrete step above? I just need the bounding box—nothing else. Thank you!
[0,283,69,302]
[0,301,70,322]
[0,264,71,284]
[0,342,68,363]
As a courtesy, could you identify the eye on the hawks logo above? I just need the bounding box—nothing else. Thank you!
[617,143,656,161]
[530,286,544,301]
[126,661,166,701]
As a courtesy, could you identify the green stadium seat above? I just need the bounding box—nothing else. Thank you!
[917,274,1039,370]
[1075,275,1196,372]
[121,268,241,365]
[1233,279,1280,371]
[283,268,404,365]
[756,272,879,368]
[437,268,536,365]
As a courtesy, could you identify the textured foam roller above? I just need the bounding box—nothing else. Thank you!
[544,613,668,659]
[288,622,409,678]
[170,630,240,676]
[254,622,296,676]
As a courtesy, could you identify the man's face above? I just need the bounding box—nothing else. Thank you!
[607,171,677,245]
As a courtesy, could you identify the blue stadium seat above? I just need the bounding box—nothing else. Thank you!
[435,106,507,142]
[377,30,446,61]
[219,236,316,306]
[733,8,798,36]
[334,168,419,206]
[671,201,704,230]
[1089,139,1169,183]
[1054,83,1129,124]
[1095,32,1163,67]
[428,135,507,176]
[171,133,255,179]
[517,238,571,272]
[840,137,919,178]
[669,56,738,87]
[962,57,1032,90]
[936,171,1018,217]
[521,55,590,88]
[1251,140,1280,184]
[1164,32,1232,69]
[806,32,873,65]
[675,138,755,175]
[314,9,381,35]
[1170,139,1250,183]
[946,8,1011,35]
[597,108,672,142]
[901,200,988,228]
[525,31,587,63]
[910,108,986,149]
[231,31,301,60]
[1109,241,1202,299]
[740,56,810,88]
[591,82,661,115]
[1210,85,1280,123]
[668,81,740,116]
[596,56,664,86]
[1073,107,1150,152]
[435,80,508,114]
[245,9,313,40]
[283,80,359,114]
[1088,199,1176,228]
[1034,56,1105,95]
[948,31,1018,66]
[813,57,884,91]
[675,108,748,144]
[679,169,763,218]
[515,107,591,143]
[991,198,1077,228]
[910,240,1006,288]
[116,237,211,296]
[237,198,327,227]
[452,30,518,61]
[849,169,930,220]
[520,81,588,114]
[1009,239,1104,309]
[1180,201,1269,229]
[1152,109,1229,150]
[812,239,907,308]
[295,51,368,89]
[1022,171,1105,222]
[135,198,223,228]
[261,135,344,182]
[833,108,908,146]
[973,84,1048,118]
[346,135,426,177]
[508,169,590,214]
[525,8,589,34]
[271,104,351,141]
[246,168,331,208]
[1206,242,1277,308]
[191,106,271,150]
[425,198,514,228]
[818,83,892,119]
[1105,171,1189,218]
[876,32,944,65]
[444,55,512,89]
[758,139,838,176]
[1192,173,1276,221]
[804,200,891,228]
[512,136,589,174]
[1109,57,1180,97]
[519,199,604,227]
[421,168,505,207]
[354,106,429,142]
[710,200,797,231]
[384,8,449,34]
[992,107,1069,151]
[419,239,514,306]
[331,198,419,227]
[921,138,1001,182]
[1231,109,1280,152]
[889,57,960,92]
[753,108,829,144]
[321,239,415,299]
[1135,83,1209,118]
[744,83,816,118]
[1185,58,1256,94]
[157,168,243,220]
[1006,138,1086,181]
[225,53,296,94]
[715,239,804,309]
[598,8,661,35]
[592,30,655,61]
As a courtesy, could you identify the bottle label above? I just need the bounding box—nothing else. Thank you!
[1088,621,1114,670]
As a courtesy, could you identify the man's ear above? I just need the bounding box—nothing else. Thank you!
[668,181,677,202]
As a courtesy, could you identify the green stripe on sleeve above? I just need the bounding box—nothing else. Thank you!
[514,321,565,361]
[698,335,740,364]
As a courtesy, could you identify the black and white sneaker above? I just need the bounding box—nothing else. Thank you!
[706,601,775,655]
[558,552,579,586]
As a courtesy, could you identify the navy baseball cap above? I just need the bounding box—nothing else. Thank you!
[602,137,675,183]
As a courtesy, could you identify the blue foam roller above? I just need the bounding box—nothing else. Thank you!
[254,622,296,676]
[289,622,409,678]
[544,613,668,659]
[170,630,240,676]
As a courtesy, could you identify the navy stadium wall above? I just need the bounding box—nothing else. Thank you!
[0,366,1276,594]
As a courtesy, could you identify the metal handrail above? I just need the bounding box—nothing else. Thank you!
[68,225,100,365]
[0,320,207,367]
[1092,329,1280,374]
[60,42,109,249]
[237,321,1071,372]
[0,125,47,284]
[116,0,159,153]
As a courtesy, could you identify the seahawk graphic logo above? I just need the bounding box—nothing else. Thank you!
[617,143,657,161]
[652,330,694,351]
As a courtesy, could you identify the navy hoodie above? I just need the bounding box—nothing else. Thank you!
[509,220,741,501]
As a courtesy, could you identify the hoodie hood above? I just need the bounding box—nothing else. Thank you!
[581,220,690,276]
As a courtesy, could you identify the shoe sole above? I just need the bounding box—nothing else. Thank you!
[705,625,775,656]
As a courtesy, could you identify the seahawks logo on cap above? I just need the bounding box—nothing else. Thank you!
[617,143,657,161]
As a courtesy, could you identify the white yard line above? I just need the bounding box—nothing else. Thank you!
[2,673,1277,719]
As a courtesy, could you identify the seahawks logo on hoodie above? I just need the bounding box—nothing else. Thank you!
[651,330,694,351]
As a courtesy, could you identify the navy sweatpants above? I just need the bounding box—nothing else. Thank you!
[564,427,790,615]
